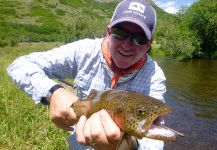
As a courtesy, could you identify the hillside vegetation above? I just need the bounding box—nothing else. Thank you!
[157,0,217,59]
[0,0,117,46]
[0,0,176,45]
[0,0,216,57]
[179,0,217,59]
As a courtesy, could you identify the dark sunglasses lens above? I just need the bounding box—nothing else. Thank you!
[111,28,128,40]
[132,34,148,45]
[111,27,148,45]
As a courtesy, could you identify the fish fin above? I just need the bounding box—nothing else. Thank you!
[113,109,124,129]
[87,89,98,99]
[116,133,133,150]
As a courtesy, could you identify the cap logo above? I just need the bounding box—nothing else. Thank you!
[128,2,145,14]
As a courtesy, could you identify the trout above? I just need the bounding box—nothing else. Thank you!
[71,89,184,141]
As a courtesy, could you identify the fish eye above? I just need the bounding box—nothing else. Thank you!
[136,107,145,116]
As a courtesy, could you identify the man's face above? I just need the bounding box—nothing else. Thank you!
[108,22,151,69]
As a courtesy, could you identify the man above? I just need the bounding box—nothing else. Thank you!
[7,0,166,149]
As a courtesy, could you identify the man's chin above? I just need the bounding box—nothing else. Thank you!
[113,58,136,69]
[116,63,132,69]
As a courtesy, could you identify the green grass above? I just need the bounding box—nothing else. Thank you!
[0,0,117,47]
[0,40,167,149]
[0,41,163,150]
[0,42,70,150]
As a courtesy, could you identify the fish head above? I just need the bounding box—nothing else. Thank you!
[122,95,172,139]
[138,100,172,130]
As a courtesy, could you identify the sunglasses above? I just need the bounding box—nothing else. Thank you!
[111,26,149,46]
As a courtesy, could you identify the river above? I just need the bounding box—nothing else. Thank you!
[154,58,217,150]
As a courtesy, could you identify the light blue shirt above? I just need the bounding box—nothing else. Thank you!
[7,38,166,150]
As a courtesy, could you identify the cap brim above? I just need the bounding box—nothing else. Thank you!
[110,17,152,40]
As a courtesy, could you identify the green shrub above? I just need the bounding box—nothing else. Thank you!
[0,0,113,47]
[56,9,65,16]
[179,0,217,58]
[0,8,16,15]
[155,17,201,60]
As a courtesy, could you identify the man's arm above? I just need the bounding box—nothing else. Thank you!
[7,43,77,103]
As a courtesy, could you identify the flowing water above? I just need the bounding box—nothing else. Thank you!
[155,58,217,150]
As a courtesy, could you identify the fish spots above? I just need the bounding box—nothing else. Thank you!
[73,89,172,140]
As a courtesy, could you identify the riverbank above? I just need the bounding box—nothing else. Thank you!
[1,42,216,149]
[0,42,69,149]
[156,57,217,150]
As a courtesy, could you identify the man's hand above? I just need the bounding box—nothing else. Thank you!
[75,109,137,150]
[49,88,79,131]
[76,109,121,150]
[49,90,138,149]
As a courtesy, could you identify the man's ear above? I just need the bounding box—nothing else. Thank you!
[106,25,112,36]
[146,38,153,53]
[150,38,153,43]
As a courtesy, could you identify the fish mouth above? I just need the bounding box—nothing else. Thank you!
[136,115,163,135]
[136,107,184,141]
[137,115,184,141]
[144,105,173,131]
[143,110,171,132]
[145,124,184,141]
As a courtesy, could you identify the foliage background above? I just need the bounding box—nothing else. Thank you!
[0,0,216,59]
[179,0,217,59]
[0,0,216,149]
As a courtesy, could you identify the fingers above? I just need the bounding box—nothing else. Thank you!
[66,107,78,125]
[76,110,122,150]
[83,118,92,144]
[50,109,75,131]
[49,88,78,131]
[88,112,108,145]
[76,115,87,145]
[76,113,108,146]
[99,109,121,142]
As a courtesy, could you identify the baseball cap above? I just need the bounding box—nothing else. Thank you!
[110,0,156,40]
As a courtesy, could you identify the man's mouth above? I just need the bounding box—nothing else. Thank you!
[118,51,134,57]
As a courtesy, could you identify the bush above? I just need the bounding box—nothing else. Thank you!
[179,0,217,58]
[155,18,201,60]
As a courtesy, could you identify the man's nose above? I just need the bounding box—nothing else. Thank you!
[121,36,133,50]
